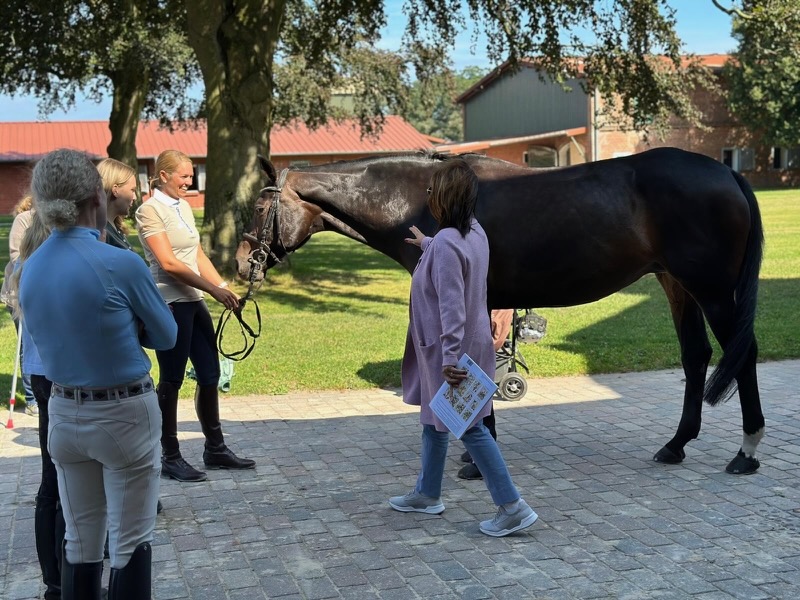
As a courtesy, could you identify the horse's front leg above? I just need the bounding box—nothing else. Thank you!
[653,275,712,464]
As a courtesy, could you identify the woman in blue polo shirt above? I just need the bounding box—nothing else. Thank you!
[19,149,177,599]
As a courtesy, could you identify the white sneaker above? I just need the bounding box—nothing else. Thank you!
[479,499,538,537]
[388,490,445,514]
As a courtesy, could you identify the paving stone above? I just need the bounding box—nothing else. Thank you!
[3,361,800,599]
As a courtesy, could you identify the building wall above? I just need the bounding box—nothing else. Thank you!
[462,67,588,142]
[0,163,35,214]
[1,160,206,215]
[591,82,800,187]
[457,65,800,187]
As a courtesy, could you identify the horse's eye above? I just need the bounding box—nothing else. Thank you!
[256,206,266,214]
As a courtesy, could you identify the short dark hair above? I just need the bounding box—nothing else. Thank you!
[428,158,478,237]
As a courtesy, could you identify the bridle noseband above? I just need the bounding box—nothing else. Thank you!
[241,168,290,276]
[215,168,290,362]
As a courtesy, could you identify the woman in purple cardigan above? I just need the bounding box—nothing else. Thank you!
[388,158,538,537]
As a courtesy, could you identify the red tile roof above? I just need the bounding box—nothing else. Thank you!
[0,115,435,162]
[271,116,437,156]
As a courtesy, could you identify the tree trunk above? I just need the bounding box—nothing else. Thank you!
[186,0,286,273]
[106,68,149,170]
[106,0,149,172]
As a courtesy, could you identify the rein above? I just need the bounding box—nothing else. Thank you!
[215,168,289,361]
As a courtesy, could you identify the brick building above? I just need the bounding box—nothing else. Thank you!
[0,116,436,214]
[437,54,800,187]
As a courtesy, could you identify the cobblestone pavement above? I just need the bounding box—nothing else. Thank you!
[2,360,799,599]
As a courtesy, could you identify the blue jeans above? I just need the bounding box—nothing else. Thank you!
[416,423,520,506]
[9,311,35,406]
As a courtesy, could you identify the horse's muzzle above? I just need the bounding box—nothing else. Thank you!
[234,241,264,282]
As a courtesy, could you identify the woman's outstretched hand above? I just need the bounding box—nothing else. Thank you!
[405,225,425,248]
[443,365,468,386]
[210,286,241,311]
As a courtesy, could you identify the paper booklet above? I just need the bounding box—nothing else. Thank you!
[430,353,498,439]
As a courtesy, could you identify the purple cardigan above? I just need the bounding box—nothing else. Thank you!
[401,218,495,432]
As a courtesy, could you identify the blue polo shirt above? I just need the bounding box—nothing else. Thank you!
[19,227,177,387]
[21,320,45,377]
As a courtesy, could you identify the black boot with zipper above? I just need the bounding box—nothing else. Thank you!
[194,383,255,470]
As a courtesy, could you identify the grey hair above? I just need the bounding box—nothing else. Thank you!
[31,149,102,230]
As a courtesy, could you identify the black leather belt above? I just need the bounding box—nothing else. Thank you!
[52,378,154,402]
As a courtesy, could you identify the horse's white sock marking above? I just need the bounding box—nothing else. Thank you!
[742,427,764,457]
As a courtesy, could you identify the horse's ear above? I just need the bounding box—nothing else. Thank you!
[258,154,277,183]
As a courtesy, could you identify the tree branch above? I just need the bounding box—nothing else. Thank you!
[710,0,753,19]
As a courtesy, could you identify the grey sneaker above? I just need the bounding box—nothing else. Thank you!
[480,499,538,537]
[388,490,445,514]
[25,403,39,416]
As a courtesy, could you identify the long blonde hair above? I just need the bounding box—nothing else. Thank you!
[97,157,136,233]
[9,211,51,319]
[150,150,192,192]
[12,195,33,215]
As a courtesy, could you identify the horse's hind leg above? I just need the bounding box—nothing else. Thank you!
[653,274,712,464]
[727,344,763,474]
[700,303,764,474]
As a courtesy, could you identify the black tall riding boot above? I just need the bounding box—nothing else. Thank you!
[157,381,182,459]
[195,384,255,470]
[35,496,62,599]
[107,542,152,600]
[61,542,103,600]
[158,381,206,482]
[54,501,65,577]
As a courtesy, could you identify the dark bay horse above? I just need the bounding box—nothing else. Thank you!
[235,148,765,475]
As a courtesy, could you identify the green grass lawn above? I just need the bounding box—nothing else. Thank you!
[1,189,797,400]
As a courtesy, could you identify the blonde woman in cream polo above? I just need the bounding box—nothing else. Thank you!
[136,149,255,482]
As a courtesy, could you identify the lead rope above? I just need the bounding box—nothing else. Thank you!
[215,289,262,361]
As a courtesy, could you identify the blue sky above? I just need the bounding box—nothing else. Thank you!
[0,0,736,122]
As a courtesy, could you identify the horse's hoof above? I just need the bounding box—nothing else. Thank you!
[726,450,760,475]
[653,446,685,464]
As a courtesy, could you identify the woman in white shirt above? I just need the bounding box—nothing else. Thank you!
[136,149,255,482]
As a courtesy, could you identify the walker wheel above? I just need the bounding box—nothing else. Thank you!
[498,372,527,401]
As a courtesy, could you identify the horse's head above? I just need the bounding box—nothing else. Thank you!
[235,152,467,280]
[234,156,324,282]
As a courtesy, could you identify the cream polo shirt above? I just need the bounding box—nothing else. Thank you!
[135,189,204,304]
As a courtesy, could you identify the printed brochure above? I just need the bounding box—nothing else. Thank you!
[430,353,498,439]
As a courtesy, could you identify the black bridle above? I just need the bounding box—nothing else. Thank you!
[215,168,289,361]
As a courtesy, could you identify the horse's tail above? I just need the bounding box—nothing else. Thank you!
[704,170,764,406]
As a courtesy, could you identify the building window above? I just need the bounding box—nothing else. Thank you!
[138,165,149,194]
[185,163,204,192]
[290,160,311,168]
[771,147,787,169]
[721,148,754,172]
[523,147,557,168]
[788,148,800,169]
[775,147,800,169]
[195,164,206,191]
